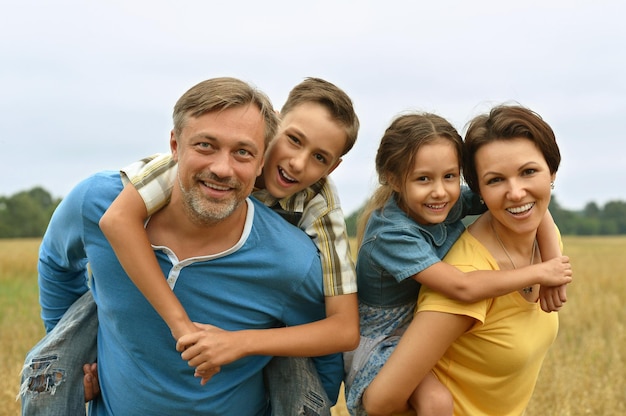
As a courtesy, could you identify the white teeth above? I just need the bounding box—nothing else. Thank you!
[507,202,534,214]
[279,167,297,183]
[203,181,229,191]
[426,203,446,209]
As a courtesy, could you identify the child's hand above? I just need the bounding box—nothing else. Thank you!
[177,323,245,384]
[195,366,221,385]
[171,320,202,343]
[540,256,573,287]
[539,284,568,313]
[537,256,571,313]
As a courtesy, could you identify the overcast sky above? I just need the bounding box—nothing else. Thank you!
[2,0,625,215]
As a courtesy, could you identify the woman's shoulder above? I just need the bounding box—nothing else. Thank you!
[444,229,497,272]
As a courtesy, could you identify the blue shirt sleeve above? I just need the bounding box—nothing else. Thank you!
[38,172,123,332]
[38,176,93,332]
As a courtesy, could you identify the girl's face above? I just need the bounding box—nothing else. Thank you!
[395,138,461,225]
[475,137,555,236]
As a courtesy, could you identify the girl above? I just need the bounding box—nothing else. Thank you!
[344,112,571,415]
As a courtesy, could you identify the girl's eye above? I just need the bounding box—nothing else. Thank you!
[444,173,458,180]
[314,153,327,164]
[288,135,300,145]
[416,176,429,182]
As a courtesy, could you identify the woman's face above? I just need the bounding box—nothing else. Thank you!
[475,137,555,236]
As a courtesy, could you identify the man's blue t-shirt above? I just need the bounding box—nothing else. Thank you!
[38,170,342,415]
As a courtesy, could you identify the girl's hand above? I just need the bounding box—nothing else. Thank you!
[539,284,568,313]
[539,256,573,287]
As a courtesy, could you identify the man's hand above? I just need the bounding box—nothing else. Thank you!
[83,363,100,402]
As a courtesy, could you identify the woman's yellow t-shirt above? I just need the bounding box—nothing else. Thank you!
[417,230,559,416]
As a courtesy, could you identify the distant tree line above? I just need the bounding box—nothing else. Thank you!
[344,196,626,238]
[0,187,61,238]
[549,198,626,235]
[1,187,625,238]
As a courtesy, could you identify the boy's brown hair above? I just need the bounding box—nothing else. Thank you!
[280,77,359,156]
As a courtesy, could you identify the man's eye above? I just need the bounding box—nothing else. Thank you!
[237,149,252,157]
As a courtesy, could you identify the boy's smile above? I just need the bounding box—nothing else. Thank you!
[262,102,345,199]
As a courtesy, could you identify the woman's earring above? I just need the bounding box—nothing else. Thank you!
[550,182,555,190]
[480,196,485,205]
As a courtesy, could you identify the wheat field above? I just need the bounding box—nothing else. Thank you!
[2,237,625,416]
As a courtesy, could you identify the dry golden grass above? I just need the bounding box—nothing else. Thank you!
[1,239,45,415]
[524,237,626,416]
[3,237,625,416]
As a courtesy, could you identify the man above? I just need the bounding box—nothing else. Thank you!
[24,77,342,415]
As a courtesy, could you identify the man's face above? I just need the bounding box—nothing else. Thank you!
[171,104,266,225]
[261,102,345,199]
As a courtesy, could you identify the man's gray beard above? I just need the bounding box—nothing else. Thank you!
[178,176,240,226]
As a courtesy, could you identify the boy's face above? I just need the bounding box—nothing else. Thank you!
[262,102,345,199]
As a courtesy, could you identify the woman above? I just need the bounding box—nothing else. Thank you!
[362,104,570,415]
